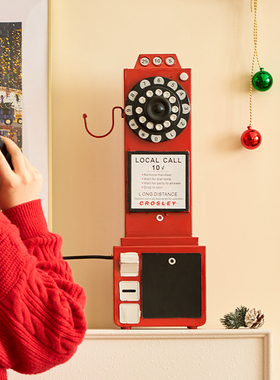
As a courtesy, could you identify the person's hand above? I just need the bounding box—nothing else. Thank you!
[0,137,42,211]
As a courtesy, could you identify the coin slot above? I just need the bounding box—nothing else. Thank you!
[122,289,137,293]
[119,281,140,301]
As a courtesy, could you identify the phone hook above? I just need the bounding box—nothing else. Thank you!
[83,106,124,138]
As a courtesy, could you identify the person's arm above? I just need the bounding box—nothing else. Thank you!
[0,138,87,374]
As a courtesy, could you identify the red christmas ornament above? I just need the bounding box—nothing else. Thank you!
[241,126,262,149]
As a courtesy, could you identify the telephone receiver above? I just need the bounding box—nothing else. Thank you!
[0,138,14,169]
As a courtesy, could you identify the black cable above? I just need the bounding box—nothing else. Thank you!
[63,255,113,260]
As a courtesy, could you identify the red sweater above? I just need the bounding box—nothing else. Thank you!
[0,200,87,379]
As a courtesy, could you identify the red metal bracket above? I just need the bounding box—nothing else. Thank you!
[83,106,124,138]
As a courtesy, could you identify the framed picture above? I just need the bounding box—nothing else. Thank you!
[0,0,50,222]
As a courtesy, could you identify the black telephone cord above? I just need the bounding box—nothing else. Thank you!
[63,255,112,260]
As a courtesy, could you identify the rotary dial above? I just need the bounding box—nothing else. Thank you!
[125,76,190,143]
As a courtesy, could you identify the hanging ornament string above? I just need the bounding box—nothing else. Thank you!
[249,0,260,128]
[241,0,273,150]
[250,0,273,93]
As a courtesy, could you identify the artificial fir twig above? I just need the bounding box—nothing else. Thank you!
[220,306,249,329]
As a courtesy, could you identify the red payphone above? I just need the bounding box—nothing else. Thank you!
[85,54,206,329]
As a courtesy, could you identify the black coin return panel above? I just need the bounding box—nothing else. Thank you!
[141,253,202,319]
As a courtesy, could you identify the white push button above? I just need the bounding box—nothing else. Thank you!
[138,130,149,139]
[179,72,189,81]
[140,79,151,89]
[119,304,140,324]
[176,89,186,100]
[153,57,162,66]
[151,134,162,143]
[119,281,140,301]
[177,118,187,129]
[120,252,139,277]
[167,80,178,91]
[140,57,149,66]
[166,56,175,66]
[129,119,138,130]
[128,91,138,101]
[166,130,177,140]
[125,105,133,116]
[154,76,164,85]
[182,103,191,114]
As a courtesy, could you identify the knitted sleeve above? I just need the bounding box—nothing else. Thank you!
[0,200,87,375]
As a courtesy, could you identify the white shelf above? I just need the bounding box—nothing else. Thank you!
[9,329,272,380]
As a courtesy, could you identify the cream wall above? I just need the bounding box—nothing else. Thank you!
[51,0,279,377]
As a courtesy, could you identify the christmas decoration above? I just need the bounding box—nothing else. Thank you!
[245,308,265,328]
[241,126,262,149]
[252,68,273,91]
[220,306,265,329]
[241,0,273,149]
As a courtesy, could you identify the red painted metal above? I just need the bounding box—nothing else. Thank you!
[124,54,192,238]
[113,245,206,328]
[113,54,206,329]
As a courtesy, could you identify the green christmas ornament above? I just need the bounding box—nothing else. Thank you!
[252,68,273,91]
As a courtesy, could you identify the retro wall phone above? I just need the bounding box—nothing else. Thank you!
[85,54,206,329]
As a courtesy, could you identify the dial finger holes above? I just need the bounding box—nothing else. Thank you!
[139,96,146,104]
[155,124,163,131]
[139,116,146,123]
[125,75,190,143]
[163,91,171,98]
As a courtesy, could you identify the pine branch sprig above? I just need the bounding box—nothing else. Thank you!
[220,306,249,329]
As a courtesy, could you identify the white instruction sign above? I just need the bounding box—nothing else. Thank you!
[129,152,189,211]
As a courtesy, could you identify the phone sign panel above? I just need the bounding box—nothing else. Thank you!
[128,152,189,212]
